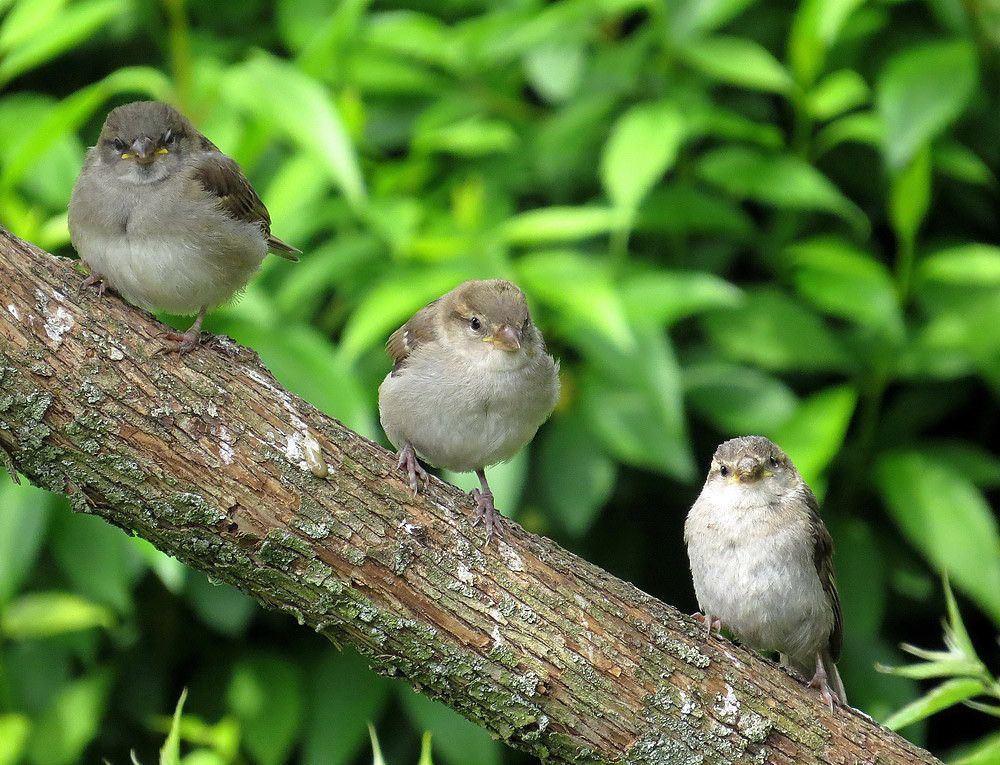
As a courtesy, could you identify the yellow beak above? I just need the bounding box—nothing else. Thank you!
[484,324,521,352]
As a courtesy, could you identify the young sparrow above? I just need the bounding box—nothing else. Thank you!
[378,279,560,544]
[68,101,299,353]
[684,435,846,710]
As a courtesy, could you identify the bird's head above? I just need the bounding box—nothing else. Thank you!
[440,279,542,368]
[97,101,200,184]
[708,435,799,489]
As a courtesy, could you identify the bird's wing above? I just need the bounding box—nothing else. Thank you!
[386,300,441,375]
[191,152,300,260]
[805,488,843,661]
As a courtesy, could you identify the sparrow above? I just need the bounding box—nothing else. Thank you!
[68,100,299,353]
[684,435,846,711]
[378,279,560,544]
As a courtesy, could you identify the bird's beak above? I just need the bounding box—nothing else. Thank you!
[484,323,521,352]
[123,136,157,164]
[734,456,771,483]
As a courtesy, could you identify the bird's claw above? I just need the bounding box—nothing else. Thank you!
[695,612,721,638]
[153,327,203,355]
[397,443,429,497]
[471,488,505,547]
[80,271,110,297]
[808,659,838,713]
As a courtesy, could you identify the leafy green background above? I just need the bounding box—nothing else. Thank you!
[2,0,999,762]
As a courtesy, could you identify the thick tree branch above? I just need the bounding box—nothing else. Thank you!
[0,225,938,764]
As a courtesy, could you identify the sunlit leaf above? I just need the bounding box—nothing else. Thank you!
[685,362,798,435]
[0,714,30,765]
[1,592,113,639]
[159,689,188,765]
[696,146,868,235]
[683,35,792,93]
[918,244,1000,286]
[876,451,1000,625]
[524,42,585,104]
[889,145,931,252]
[537,410,616,536]
[787,235,902,335]
[621,270,743,327]
[806,69,870,120]
[0,479,52,605]
[26,671,112,765]
[501,206,616,246]
[701,287,852,372]
[600,101,685,212]
[788,0,865,87]
[221,54,366,208]
[877,39,977,172]
[882,677,985,731]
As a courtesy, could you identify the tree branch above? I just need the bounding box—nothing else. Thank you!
[0,225,938,764]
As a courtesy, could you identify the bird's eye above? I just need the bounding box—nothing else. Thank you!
[769,456,779,467]
[470,317,482,331]
[113,139,125,152]
[163,129,175,145]
[719,465,728,477]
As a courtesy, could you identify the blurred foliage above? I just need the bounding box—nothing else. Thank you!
[1,0,1000,762]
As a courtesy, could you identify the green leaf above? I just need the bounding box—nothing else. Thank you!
[882,677,985,731]
[577,326,694,480]
[536,410,617,536]
[367,723,387,765]
[696,146,868,235]
[952,733,1000,765]
[0,714,30,765]
[666,0,760,41]
[889,145,931,250]
[524,42,585,104]
[0,479,52,604]
[302,649,391,765]
[600,101,685,212]
[814,111,882,156]
[701,287,851,372]
[227,654,304,765]
[184,572,256,638]
[159,689,188,765]
[788,0,866,87]
[0,0,124,87]
[221,53,366,209]
[1,592,114,639]
[51,510,135,614]
[787,235,902,334]
[638,184,755,239]
[916,442,1000,488]
[934,141,994,186]
[876,452,1000,626]
[517,250,634,351]
[877,39,978,172]
[806,69,870,120]
[501,206,616,246]
[683,36,792,93]
[621,271,742,327]
[918,244,1000,286]
[685,362,798,435]
[418,732,434,765]
[399,687,500,765]
[27,671,112,765]
[768,385,857,491]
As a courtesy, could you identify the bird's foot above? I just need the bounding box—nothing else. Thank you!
[694,612,722,638]
[471,487,505,547]
[154,326,204,355]
[808,656,837,713]
[397,442,429,497]
[80,270,112,297]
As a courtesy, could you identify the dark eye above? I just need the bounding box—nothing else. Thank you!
[769,456,779,467]
[470,317,481,331]
[163,129,175,145]
[719,465,728,477]
[113,139,125,152]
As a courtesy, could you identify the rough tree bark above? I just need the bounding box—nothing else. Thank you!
[0,225,938,765]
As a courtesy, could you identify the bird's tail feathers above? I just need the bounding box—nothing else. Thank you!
[267,234,301,261]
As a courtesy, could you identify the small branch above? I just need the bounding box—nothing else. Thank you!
[0,225,939,764]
